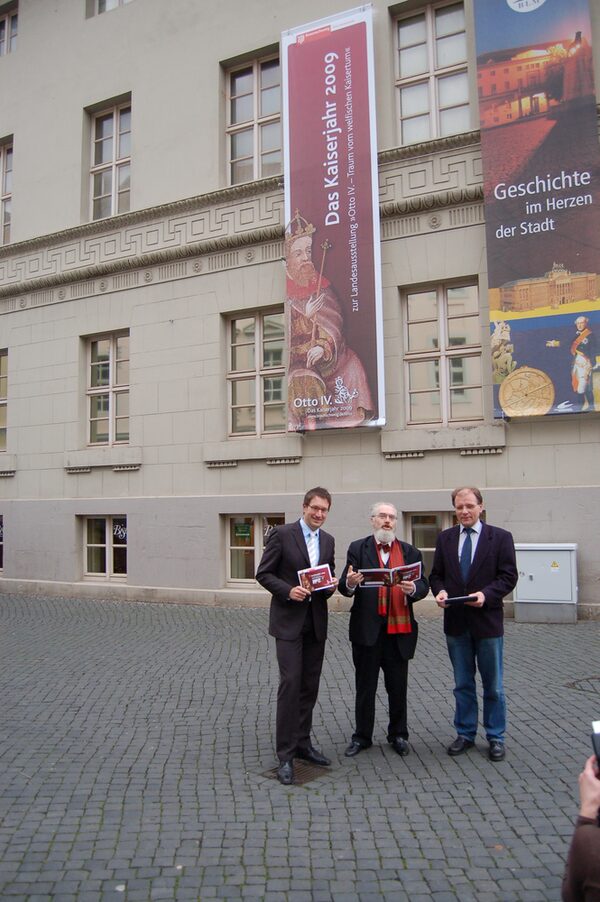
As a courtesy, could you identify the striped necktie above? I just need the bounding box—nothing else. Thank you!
[307,531,319,568]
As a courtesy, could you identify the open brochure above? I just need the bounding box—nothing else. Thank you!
[358,560,422,587]
[297,564,336,592]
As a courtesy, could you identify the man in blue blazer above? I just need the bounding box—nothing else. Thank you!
[256,487,337,785]
[338,502,429,758]
[430,487,518,762]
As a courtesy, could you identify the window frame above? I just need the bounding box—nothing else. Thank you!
[227,308,286,437]
[89,101,131,220]
[0,514,3,571]
[0,7,17,56]
[83,515,127,580]
[0,142,12,245]
[86,331,130,446]
[0,348,6,451]
[394,1,469,146]
[226,514,285,583]
[403,280,483,426]
[226,54,282,186]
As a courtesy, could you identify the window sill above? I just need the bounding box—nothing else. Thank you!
[204,434,303,466]
[64,446,142,472]
[381,422,506,456]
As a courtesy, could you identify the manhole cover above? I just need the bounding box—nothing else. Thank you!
[263,760,331,786]
[566,676,600,693]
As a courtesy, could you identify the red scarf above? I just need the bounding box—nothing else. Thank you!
[376,539,412,634]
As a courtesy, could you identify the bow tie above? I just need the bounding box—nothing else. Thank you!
[378,543,391,553]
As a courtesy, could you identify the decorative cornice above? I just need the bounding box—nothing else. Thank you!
[383,451,425,460]
[266,457,301,466]
[0,469,16,477]
[377,130,481,165]
[206,460,238,469]
[0,175,284,260]
[380,186,483,220]
[460,447,504,455]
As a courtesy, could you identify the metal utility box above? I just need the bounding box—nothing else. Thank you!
[513,544,578,623]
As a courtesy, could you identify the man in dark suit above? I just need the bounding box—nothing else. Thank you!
[429,487,518,762]
[256,487,337,785]
[338,502,429,758]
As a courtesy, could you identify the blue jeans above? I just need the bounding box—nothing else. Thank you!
[446,633,505,742]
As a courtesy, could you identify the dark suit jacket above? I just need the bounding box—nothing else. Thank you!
[338,536,429,660]
[256,521,335,642]
[429,522,518,639]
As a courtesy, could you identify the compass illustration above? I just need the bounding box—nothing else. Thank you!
[498,366,555,417]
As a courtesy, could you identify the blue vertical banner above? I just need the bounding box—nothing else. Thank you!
[473,0,600,416]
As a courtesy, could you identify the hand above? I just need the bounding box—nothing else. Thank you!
[400,580,416,596]
[289,585,311,602]
[346,565,364,589]
[306,345,325,367]
[306,292,325,319]
[465,591,485,607]
[579,755,600,819]
[435,590,448,608]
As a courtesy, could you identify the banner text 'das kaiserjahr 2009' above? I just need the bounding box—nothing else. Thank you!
[282,7,384,432]
[474,0,600,418]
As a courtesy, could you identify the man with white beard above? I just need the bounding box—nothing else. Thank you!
[338,502,429,758]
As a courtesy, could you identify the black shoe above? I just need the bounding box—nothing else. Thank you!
[295,745,331,767]
[447,736,475,756]
[389,737,409,756]
[276,760,294,785]
[488,740,505,761]
[344,739,368,758]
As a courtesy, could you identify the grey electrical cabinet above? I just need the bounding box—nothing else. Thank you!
[513,543,578,623]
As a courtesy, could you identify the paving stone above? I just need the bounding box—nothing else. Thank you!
[1,595,597,901]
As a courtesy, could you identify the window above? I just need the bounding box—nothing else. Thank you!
[90,102,131,219]
[406,512,452,577]
[87,332,129,444]
[228,310,285,435]
[396,2,469,145]
[227,514,284,580]
[403,282,482,424]
[85,516,127,579]
[1,142,12,245]
[226,56,281,184]
[96,0,133,11]
[0,349,6,450]
[0,7,17,56]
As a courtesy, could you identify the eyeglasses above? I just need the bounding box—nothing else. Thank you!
[307,504,329,514]
[372,512,397,520]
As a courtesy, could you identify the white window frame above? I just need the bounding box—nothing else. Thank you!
[90,101,131,220]
[0,7,17,56]
[226,514,285,583]
[403,281,482,426]
[405,511,455,580]
[0,348,6,451]
[87,332,129,446]
[228,308,285,437]
[226,55,281,185]
[395,1,469,146]
[1,143,12,245]
[83,516,127,580]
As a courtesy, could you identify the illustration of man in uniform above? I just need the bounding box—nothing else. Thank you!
[570,315,598,411]
[285,211,374,430]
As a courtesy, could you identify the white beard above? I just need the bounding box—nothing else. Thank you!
[374,528,396,545]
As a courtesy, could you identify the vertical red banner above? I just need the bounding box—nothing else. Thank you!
[282,7,384,431]
[473,0,600,418]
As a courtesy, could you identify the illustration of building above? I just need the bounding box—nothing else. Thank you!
[1,0,599,616]
[499,263,597,311]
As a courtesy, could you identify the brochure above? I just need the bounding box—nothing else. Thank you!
[358,561,422,587]
[297,564,336,592]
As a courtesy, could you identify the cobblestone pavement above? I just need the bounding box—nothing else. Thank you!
[0,595,598,901]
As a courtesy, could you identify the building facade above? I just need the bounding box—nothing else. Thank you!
[1,0,599,616]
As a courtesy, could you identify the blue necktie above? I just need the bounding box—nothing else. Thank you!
[460,528,473,582]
